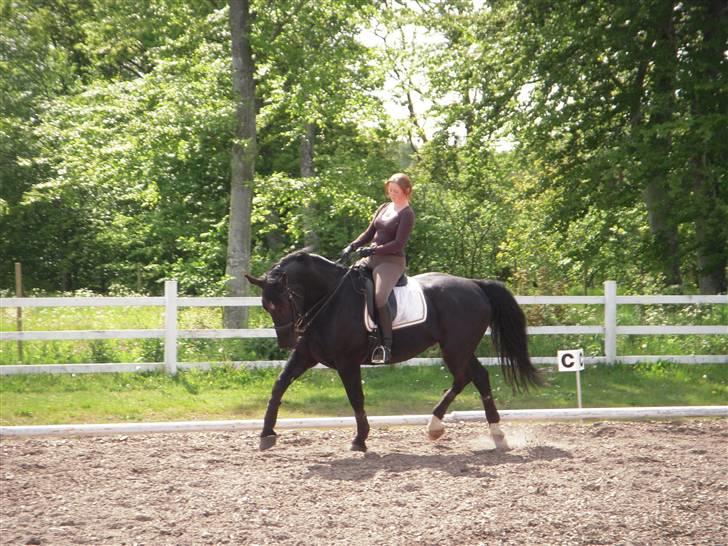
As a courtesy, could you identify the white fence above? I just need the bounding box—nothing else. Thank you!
[1,280,726,375]
[4,406,728,437]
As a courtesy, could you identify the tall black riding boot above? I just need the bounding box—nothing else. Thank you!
[372,305,393,364]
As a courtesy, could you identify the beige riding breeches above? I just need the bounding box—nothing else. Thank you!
[363,255,406,308]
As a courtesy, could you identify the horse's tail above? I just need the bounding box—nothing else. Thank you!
[476,280,543,392]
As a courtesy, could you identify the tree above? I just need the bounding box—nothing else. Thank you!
[0,0,87,288]
[3,1,234,293]
[2,0,397,296]
[680,0,728,293]
[225,0,256,327]
[498,0,727,292]
[253,0,382,248]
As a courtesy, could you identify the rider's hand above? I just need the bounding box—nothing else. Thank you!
[357,246,375,258]
[340,244,355,260]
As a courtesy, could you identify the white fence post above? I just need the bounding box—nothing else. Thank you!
[164,280,178,376]
[604,280,617,364]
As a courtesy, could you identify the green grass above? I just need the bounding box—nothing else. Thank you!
[1,362,726,426]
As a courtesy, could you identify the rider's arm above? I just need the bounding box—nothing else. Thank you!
[350,203,387,249]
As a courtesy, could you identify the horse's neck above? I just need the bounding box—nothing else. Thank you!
[299,261,345,308]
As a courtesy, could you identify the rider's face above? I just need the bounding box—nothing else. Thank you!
[387,182,407,204]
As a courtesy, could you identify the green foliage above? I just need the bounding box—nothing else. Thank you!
[1,0,403,294]
[2,2,232,293]
[507,0,727,291]
[255,0,382,143]
[388,0,727,292]
[1,0,725,302]
[250,165,396,272]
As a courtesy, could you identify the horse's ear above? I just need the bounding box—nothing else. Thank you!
[245,274,266,288]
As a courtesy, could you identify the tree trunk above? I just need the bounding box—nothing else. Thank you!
[299,123,315,178]
[692,161,727,293]
[641,0,681,287]
[689,0,727,294]
[642,181,681,285]
[300,122,319,248]
[225,0,256,328]
[61,269,72,292]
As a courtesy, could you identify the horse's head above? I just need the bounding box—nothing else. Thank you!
[245,251,338,349]
[245,264,299,349]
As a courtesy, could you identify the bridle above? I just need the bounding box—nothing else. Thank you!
[269,265,354,338]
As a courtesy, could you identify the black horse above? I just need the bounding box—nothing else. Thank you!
[245,250,541,452]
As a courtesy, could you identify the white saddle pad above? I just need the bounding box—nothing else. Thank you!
[364,277,427,332]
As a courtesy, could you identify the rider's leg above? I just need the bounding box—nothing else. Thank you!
[374,304,393,363]
[372,259,404,363]
[372,258,405,309]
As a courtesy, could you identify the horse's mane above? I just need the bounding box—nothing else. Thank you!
[275,249,347,274]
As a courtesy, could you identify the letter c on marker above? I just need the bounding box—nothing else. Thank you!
[561,353,575,368]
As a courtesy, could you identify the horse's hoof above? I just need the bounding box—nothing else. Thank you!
[427,415,445,440]
[428,428,445,441]
[493,436,511,451]
[260,434,277,451]
[350,441,367,452]
[489,423,510,451]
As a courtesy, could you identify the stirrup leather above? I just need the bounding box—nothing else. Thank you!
[371,344,391,364]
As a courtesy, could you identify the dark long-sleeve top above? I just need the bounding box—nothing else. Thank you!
[351,203,415,257]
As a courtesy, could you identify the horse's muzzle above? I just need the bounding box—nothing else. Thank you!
[275,331,297,349]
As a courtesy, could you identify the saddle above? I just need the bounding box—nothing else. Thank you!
[351,266,427,333]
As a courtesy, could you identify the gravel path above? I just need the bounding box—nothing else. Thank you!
[1,419,727,545]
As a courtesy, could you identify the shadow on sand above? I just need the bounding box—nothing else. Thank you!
[305,444,572,482]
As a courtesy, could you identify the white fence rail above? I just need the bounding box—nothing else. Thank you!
[1,280,726,375]
[4,406,728,437]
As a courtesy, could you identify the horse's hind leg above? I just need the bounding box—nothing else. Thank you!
[428,363,470,441]
[469,356,509,450]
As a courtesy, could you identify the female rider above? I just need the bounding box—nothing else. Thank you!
[341,173,415,363]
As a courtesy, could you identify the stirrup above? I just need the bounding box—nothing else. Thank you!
[371,345,390,364]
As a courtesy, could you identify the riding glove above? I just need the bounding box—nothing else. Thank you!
[357,246,375,257]
[340,244,355,260]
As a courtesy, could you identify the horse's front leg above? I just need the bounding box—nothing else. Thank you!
[260,349,315,450]
[338,365,370,452]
